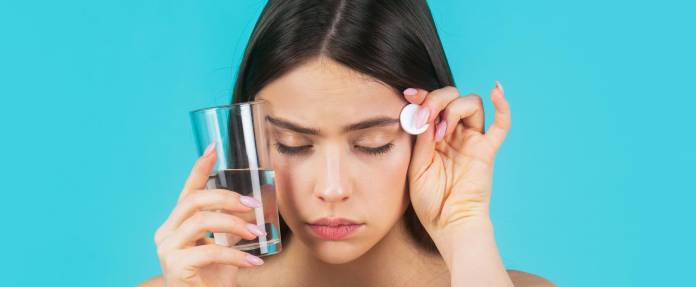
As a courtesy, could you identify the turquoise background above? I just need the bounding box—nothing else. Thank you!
[1,0,693,286]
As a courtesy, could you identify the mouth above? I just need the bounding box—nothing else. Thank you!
[306,217,365,240]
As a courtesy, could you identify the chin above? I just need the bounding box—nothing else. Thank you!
[310,241,368,264]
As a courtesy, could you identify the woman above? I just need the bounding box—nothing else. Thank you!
[143,0,555,286]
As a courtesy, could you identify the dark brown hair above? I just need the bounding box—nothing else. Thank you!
[231,0,456,254]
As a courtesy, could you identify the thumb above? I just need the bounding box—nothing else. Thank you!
[178,142,218,203]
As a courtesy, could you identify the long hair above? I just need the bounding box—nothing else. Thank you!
[231,0,456,254]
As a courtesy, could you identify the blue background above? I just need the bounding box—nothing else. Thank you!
[1,0,693,286]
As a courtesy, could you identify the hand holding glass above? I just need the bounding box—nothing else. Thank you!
[189,100,282,257]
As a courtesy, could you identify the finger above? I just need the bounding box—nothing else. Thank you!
[168,244,264,272]
[402,88,428,105]
[409,86,460,178]
[484,81,511,151]
[158,189,260,242]
[440,93,485,140]
[419,86,460,125]
[160,211,262,252]
[178,142,218,203]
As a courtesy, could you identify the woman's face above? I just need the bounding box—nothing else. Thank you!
[256,56,414,264]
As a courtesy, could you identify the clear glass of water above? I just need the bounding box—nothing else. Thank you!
[189,100,282,257]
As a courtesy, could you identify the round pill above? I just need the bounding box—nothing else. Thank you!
[400,103,429,135]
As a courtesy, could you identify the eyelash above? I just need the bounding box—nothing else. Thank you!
[357,143,394,155]
[273,143,312,155]
[273,143,394,156]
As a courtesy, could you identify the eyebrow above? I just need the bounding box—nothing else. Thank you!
[266,115,400,136]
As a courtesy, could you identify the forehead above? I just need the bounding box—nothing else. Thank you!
[255,57,408,132]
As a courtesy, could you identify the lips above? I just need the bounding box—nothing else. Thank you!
[307,217,364,240]
[309,217,361,226]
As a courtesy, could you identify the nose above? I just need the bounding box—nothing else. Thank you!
[314,145,352,203]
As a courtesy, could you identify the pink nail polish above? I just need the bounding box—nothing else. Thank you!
[496,80,504,94]
[246,223,268,236]
[415,106,430,128]
[246,254,264,266]
[203,142,216,157]
[240,195,262,208]
[404,88,417,96]
[435,120,447,141]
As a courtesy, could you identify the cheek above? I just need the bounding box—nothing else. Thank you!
[270,157,300,224]
[360,133,413,185]
[269,151,320,229]
[354,137,413,222]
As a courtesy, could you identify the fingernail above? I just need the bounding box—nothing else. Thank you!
[240,195,262,208]
[414,106,430,128]
[246,253,264,266]
[404,88,417,96]
[496,80,504,95]
[435,120,447,141]
[203,142,216,157]
[246,223,268,236]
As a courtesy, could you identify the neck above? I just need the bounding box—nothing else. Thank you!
[279,218,448,287]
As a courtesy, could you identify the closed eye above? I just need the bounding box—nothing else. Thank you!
[274,143,312,155]
[355,143,394,155]
[273,143,394,156]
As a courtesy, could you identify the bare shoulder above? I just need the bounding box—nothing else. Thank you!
[136,266,554,287]
[137,275,164,287]
[507,269,556,287]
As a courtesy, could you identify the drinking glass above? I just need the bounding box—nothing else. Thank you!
[189,100,282,257]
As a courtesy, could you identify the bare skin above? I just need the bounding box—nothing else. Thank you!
[140,271,555,287]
